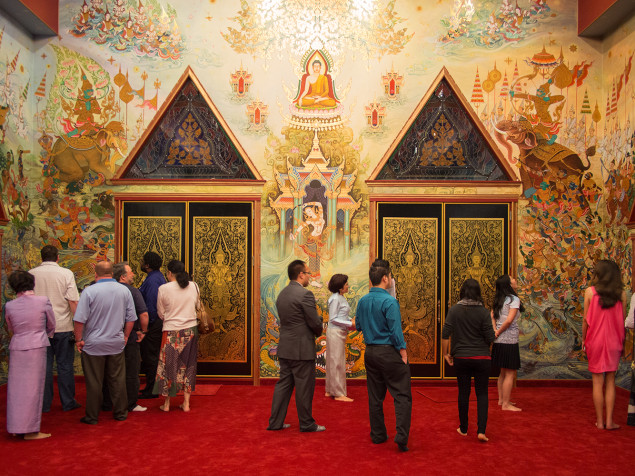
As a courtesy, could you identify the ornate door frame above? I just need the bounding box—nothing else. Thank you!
[370,192,519,379]
[114,193,262,384]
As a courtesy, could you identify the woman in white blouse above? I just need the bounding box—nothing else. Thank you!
[154,260,199,412]
[325,274,355,402]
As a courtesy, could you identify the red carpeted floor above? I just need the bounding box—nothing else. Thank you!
[0,382,632,475]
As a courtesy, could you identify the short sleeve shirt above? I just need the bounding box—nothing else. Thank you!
[74,279,137,355]
[29,262,80,333]
[494,295,521,344]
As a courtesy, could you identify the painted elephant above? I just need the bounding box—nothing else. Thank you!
[49,121,125,183]
[493,119,592,192]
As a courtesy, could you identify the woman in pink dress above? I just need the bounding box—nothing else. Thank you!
[5,270,56,439]
[583,260,627,430]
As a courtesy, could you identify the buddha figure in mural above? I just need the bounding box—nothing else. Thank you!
[295,52,338,109]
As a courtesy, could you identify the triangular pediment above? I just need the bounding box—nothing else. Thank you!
[113,66,263,184]
[367,67,518,185]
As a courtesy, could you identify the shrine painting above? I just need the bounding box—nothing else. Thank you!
[294,50,339,110]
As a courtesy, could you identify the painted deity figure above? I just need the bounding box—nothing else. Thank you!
[397,247,422,311]
[145,21,159,48]
[511,78,564,142]
[207,247,235,332]
[100,9,114,32]
[463,248,493,297]
[296,59,338,109]
[290,202,325,287]
[122,15,135,41]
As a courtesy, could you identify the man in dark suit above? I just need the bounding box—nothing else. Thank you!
[267,260,325,432]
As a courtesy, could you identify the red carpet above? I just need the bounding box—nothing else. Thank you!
[189,384,221,396]
[416,386,498,403]
[0,382,633,475]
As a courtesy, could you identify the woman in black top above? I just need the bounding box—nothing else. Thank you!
[442,279,496,442]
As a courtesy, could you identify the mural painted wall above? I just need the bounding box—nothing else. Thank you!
[0,0,633,384]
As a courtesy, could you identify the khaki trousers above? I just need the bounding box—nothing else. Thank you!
[325,325,348,397]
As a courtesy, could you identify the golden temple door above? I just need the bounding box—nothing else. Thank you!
[376,202,510,378]
[120,200,255,378]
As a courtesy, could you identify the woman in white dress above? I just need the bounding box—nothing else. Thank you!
[325,274,354,402]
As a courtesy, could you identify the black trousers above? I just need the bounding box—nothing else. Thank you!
[139,319,162,394]
[81,351,127,423]
[267,358,317,432]
[103,337,141,411]
[454,358,490,435]
[364,345,412,446]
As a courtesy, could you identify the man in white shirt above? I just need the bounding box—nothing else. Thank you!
[30,245,81,412]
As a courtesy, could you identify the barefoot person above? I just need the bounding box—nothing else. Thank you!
[491,274,524,412]
[583,260,627,430]
[442,279,495,442]
[325,274,355,402]
[154,260,199,412]
[5,271,56,440]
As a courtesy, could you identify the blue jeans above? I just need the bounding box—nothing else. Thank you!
[43,331,78,412]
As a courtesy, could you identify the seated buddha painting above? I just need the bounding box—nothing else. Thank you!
[294,50,339,109]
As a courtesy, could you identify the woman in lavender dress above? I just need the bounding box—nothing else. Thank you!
[5,270,55,439]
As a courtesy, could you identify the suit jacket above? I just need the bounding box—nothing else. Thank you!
[5,294,55,351]
[276,281,322,361]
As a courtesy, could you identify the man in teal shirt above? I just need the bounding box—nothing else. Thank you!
[356,262,411,452]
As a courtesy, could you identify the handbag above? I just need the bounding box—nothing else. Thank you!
[195,283,213,335]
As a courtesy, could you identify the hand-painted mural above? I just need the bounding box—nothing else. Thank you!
[0,0,633,385]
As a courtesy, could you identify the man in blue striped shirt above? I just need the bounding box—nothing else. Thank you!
[356,263,412,452]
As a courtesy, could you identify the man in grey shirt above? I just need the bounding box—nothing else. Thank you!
[73,261,136,425]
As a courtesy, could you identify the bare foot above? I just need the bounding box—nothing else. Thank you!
[605,423,620,430]
[498,401,515,406]
[24,432,51,440]
[477,433,489,442]
[325,393,332,397]
[179,404,190,412]
[159,404,170,412]
[334,396,354,402]
[457,428,467,436]
[502,404,522,412]
[595,422,604,429]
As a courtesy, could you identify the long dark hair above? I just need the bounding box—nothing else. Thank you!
[492,274,524,320]
[592,260,623,308]
[167,260,190,289]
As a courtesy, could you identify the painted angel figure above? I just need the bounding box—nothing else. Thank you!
[290,202,325,287]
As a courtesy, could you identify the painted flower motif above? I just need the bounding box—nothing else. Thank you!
[290,147,300,154]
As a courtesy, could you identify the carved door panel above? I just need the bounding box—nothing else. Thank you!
[378,203,443,378]
[122,202,186,285]
[377,202,509,379]
[122,201,253,377]
[443,203,509,378]
[189,202,253,377]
